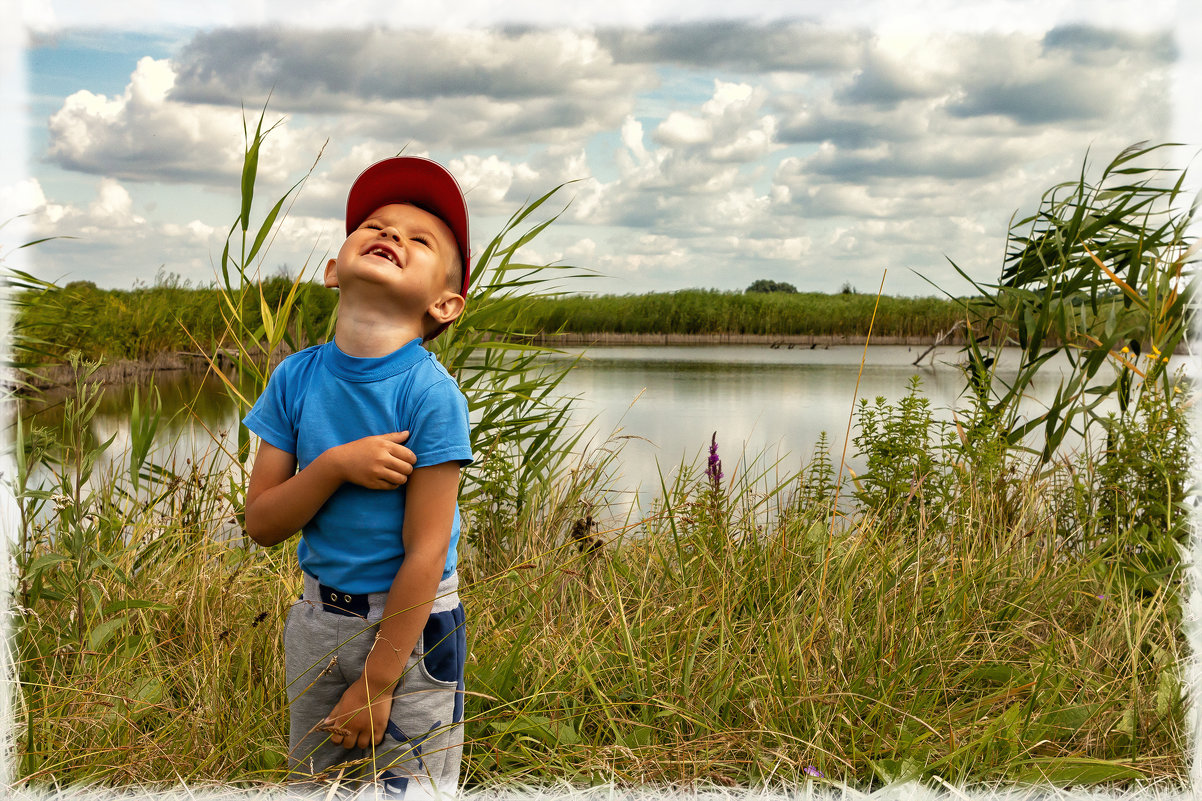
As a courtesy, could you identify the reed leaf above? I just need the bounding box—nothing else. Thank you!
[954,142,1195,466]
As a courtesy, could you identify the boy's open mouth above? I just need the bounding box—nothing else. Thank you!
[365,245,401,267]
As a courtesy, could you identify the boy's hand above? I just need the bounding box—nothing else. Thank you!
[333,431,416,490]
[319,674,395,750]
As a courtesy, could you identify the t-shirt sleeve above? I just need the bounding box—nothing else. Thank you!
[407,378,474,468]
[242,361,298,455]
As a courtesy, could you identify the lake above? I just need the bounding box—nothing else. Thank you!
[18,343,1172,513]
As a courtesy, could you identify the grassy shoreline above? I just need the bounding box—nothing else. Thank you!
[11,366,1192,791]
[13,280,967,369]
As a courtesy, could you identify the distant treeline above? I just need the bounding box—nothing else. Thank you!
[14,276,337,364]
[15,279,967,364]
[511,289,965,339]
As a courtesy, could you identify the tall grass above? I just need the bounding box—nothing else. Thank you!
[8,370,1190,790]
[464,403,1189,787]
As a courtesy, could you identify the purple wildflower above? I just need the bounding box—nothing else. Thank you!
[706,431,723,490]
[804,766,823,778]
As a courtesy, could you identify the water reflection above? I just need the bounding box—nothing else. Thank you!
[17,345,1181,513]
[19,369,249,488]
[550,345,1108,509]
[22,369,249,435]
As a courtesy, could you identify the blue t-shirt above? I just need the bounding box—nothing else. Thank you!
[243,338,473,593]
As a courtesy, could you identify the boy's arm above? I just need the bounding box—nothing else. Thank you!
[319,461,460,750]
[244,433,417,547]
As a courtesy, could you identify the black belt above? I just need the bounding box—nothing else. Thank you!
[317,582,371,618]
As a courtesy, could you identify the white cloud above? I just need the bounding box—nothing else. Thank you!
[564,238,596,259]
[45,57,322,186]
[9,177,151,243]
[449,154,539,214]
[173,28,645,107]
[620,117,652,167]
[161,219,218,243]
[653,82,780,164]
[88,179,142,227]
[728,234,813,261]
[597,21,867,71]
[17,177,308,286]
[941,32,1169,126]
[0,177,64,225]
[592,81,786,233]
[713,187,770,227]
[604,248,691,276]
[19,0,1184,34]
[267,214,343,272]
[655,112,712,147]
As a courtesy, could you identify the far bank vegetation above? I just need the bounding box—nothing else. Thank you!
[13,276,966,370]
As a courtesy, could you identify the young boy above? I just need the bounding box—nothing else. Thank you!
[242,156,473,797]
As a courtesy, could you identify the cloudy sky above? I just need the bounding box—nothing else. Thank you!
[2,0,1199,298]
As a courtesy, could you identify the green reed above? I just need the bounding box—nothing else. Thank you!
[953,141,1196,466]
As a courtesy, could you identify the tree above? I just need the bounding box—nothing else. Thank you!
[745,279,797,294]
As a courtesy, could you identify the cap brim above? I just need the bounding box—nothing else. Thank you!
[345,157,471,300]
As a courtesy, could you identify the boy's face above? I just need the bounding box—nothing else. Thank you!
[325,203,463,331]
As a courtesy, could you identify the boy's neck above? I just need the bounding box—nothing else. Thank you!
[332,305,426,357]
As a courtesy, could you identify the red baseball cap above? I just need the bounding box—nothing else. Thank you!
[345,157,472,321]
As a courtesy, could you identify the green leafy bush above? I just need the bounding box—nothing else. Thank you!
[851,377,946,528]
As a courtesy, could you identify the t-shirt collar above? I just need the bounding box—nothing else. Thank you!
[322,337,426,382]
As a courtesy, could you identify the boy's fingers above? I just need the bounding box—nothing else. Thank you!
[379,465,410,483]
[385,431,410,444]
[386,443,415,461]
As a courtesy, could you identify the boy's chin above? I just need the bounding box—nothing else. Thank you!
[342,265,403,285]
[340,274,415,298]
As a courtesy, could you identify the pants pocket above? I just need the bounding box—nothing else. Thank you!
[417,604,465,687]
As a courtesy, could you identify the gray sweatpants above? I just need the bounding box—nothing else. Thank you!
[284,571,465,798]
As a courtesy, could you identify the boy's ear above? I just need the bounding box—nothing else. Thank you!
[427,291,466,327]
[323,258,339,288]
